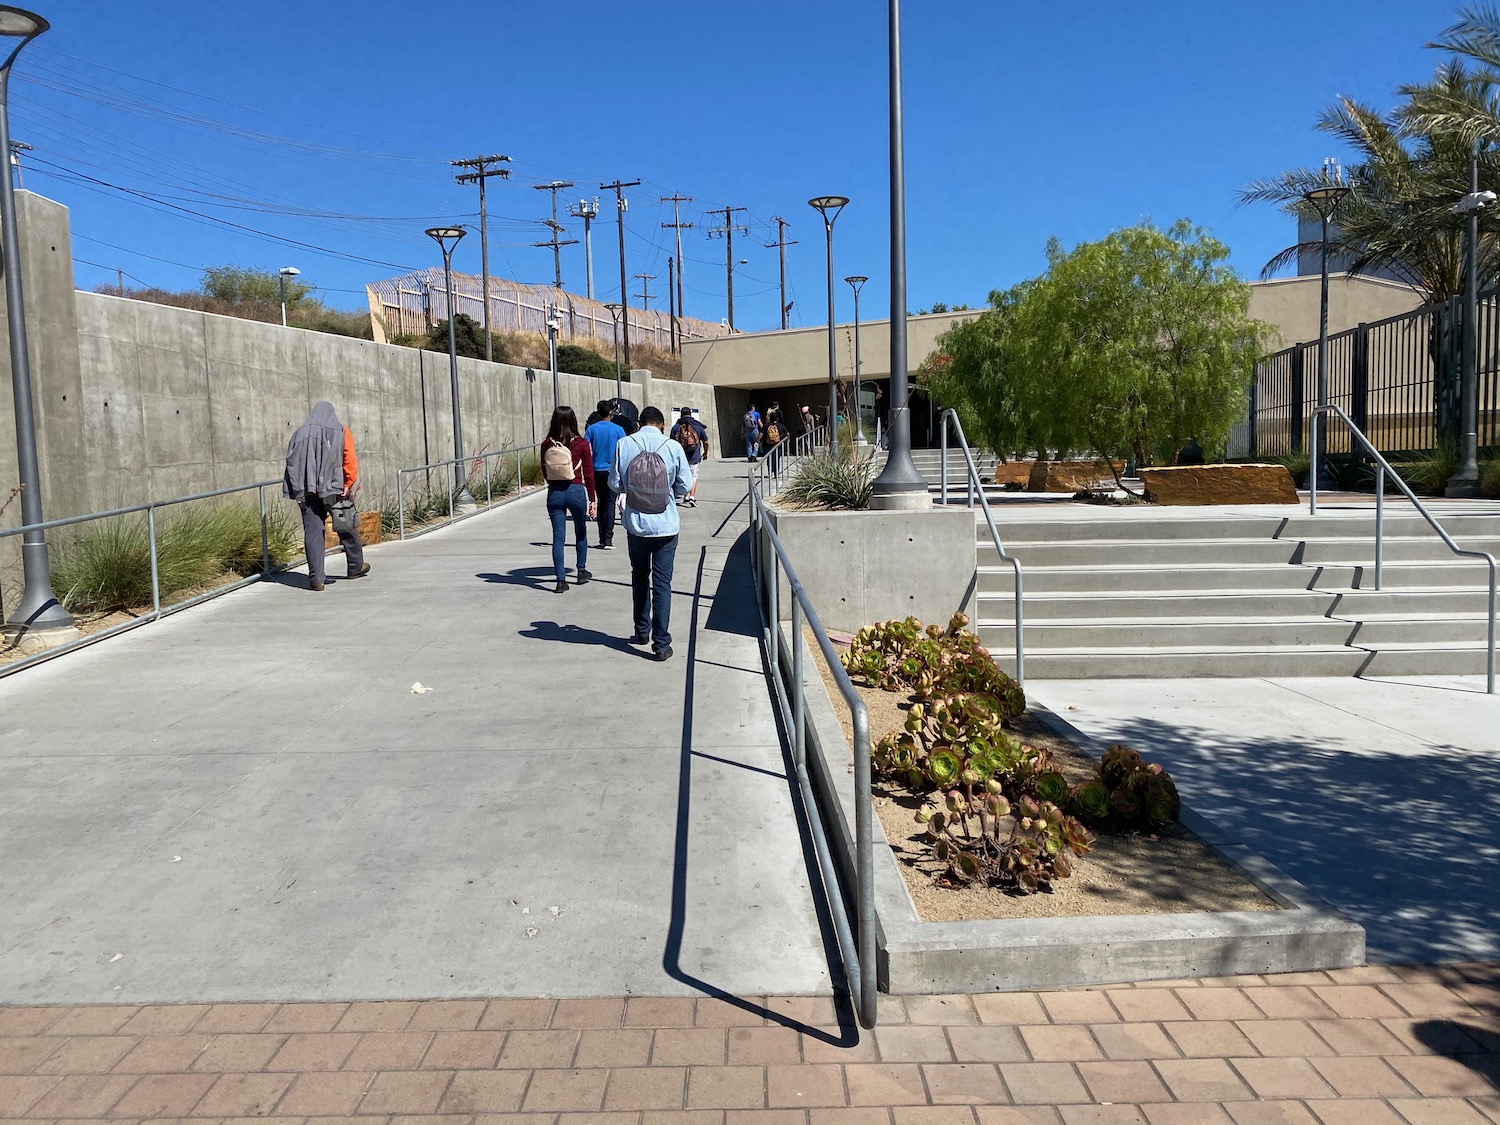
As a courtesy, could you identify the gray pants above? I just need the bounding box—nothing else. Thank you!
[300,494,363,585]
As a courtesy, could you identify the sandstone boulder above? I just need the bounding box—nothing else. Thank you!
[1138,464,1299,506]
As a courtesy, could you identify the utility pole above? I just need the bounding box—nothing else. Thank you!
[767,216,798,330]
[660,193,693,320]
[532,181,575,288]
[633,272,657,310]
[451,153,511,362]
[601,178,641,366]
[568,196,600,299]
[705,205,748,331]
[667,256,676,353]
[9,139,30,189]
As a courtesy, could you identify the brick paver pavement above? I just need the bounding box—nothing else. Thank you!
[2,965,1498,1123]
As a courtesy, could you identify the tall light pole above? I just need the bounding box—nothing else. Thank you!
[0,6,72,641]
[869,0,928,507]
[278,266,299,328]
[1302,161,1351,492]
[809,196,848,459]
[425,226,475,511]
[546,304,561,411]
[603,301,624,400]
[569,196,600,300]
[1448,142,1494,497]
[846,275,868,444]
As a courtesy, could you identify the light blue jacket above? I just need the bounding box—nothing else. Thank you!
[608,426,693,538]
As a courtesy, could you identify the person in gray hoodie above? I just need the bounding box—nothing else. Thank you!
[284,401,368,591]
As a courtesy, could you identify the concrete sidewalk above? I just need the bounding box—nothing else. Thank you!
[1028,674,1500,965]
[0,459,835,1004]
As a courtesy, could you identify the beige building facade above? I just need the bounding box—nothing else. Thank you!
[679,275,1426,393]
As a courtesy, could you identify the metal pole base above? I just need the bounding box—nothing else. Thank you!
[1445,473,1483,499]
[869,489,931,511]
[454,487,478,514]
[3,620,79,651]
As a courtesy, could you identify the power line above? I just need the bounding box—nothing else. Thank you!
[660,193,693,322]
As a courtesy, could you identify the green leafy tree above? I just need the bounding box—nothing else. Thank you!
[201,265,311,307]
[926,221,1271,493]
[423,314,507,362]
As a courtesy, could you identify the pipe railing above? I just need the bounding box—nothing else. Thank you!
[395,443,538,540]
[1311,404,1496,693]
[749,423,827,495]
[746,431,876,1030]
[938,409,1026,689]
[0,478,286,678]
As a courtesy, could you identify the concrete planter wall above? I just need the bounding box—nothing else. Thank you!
[763,506,976,635]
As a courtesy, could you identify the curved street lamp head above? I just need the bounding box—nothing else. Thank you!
[278,266,300,277]
[845,275,868,292]
[808,195,849,228]
[0,6,47,73]
[425,226,466,257]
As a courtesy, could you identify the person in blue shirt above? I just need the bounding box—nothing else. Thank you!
[608,406,693,661]
[585,399,626,549]
[743,404,762,461]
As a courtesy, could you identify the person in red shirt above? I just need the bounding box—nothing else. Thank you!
[540,406,597,593]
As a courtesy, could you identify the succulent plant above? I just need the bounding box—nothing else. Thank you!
[1033,770,1070,805]
[1069,779,1111,822]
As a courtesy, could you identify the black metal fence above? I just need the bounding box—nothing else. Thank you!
[1251,289,1500,459]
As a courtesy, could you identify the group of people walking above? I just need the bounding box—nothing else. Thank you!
[284,397,713,662]
[541,400,707,660]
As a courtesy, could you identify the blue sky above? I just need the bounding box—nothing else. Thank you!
[10,0,1455,334]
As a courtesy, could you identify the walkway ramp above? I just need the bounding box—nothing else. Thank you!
[0,462,833,1004]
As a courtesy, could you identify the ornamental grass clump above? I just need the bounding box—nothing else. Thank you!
[781,449,877,510]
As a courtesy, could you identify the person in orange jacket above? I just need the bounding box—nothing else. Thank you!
[284,401,370,591]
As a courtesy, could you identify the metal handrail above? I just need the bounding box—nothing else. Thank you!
[0,478,286,678]
[1311,404,1496,694]
[749,423,827,494]
[395,443,538,540]
[937,409,1026,689]
[746,441,876,1030]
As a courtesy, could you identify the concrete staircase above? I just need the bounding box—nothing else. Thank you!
[968,506,1500,679]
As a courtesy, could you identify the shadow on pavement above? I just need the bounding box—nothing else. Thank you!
[703,531,757,639]
[477,567,555,591]
[518,619,643,656]
[663,545,859,1047]
[1073,713,1500,963]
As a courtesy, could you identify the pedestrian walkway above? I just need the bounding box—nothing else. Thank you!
[0,460,833,1005]
[1,963,1497,1123]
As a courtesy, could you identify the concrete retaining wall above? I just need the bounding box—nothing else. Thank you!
[763,506,976,635]
[0,193,720,617]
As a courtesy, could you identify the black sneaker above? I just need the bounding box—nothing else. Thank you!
[653,645,674,661]
[553,580,568,594]
[599,543,614,551]
[628,633,650,646]
[577,568,592,585]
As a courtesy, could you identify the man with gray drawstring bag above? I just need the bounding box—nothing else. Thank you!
[284,400,369,592]
[608,406,692,661]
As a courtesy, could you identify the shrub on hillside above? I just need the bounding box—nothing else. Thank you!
[556,343,616,379]
[424,314,508,362]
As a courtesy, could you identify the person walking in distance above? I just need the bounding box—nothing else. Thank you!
[540,406,596,593]
[609,406,692,660]
[585,399,625,549]
[742,402,762,462]
[284,400,368,592]
[671,406,709,507]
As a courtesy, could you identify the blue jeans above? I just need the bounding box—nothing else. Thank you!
[745,430,760,459]
[627,533,678,649]
[546,483,588,582]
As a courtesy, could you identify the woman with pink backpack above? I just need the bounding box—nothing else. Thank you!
[540,406,597,593]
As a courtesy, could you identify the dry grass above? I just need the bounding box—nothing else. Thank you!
[493,330,684,381]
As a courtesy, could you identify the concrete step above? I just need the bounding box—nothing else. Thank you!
[1294,537,1500,566]
[1278,511,1500,540]
[996,590,1341,620]
[980,562,1346,594]
[994,538,1303,568]
[978,515,1288,543]
[1356,642,1496,676]
[976,616,1356,651]
[1308,561,1500,590]
[1330,587,1496,614]
[989,645,1371,680]
[1344,614,1496,645]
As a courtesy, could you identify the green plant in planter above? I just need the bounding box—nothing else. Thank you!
[917,790,1094,895]
[1069,742,1180,832]
[873,692,1052,798]
[843,612,1025,722]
